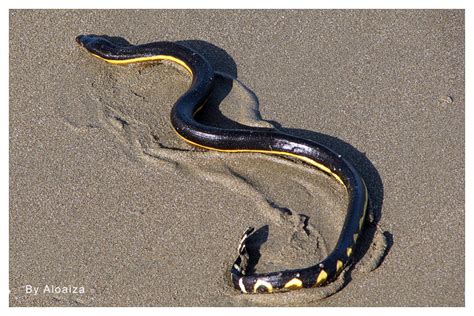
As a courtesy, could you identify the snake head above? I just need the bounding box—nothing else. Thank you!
[75,34,119,57]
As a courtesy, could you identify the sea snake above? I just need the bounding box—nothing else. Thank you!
[76,34,368,294]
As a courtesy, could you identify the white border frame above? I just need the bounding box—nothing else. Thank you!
[3,1,470,315]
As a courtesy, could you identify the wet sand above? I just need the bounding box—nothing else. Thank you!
[9,10,464,306]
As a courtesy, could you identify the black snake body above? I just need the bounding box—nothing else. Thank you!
[76,34,368,294]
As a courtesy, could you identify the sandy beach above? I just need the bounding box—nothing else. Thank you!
[9,10,464,306]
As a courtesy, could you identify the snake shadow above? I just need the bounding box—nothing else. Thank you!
[245,225,270,275]
[178,40,392,285]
